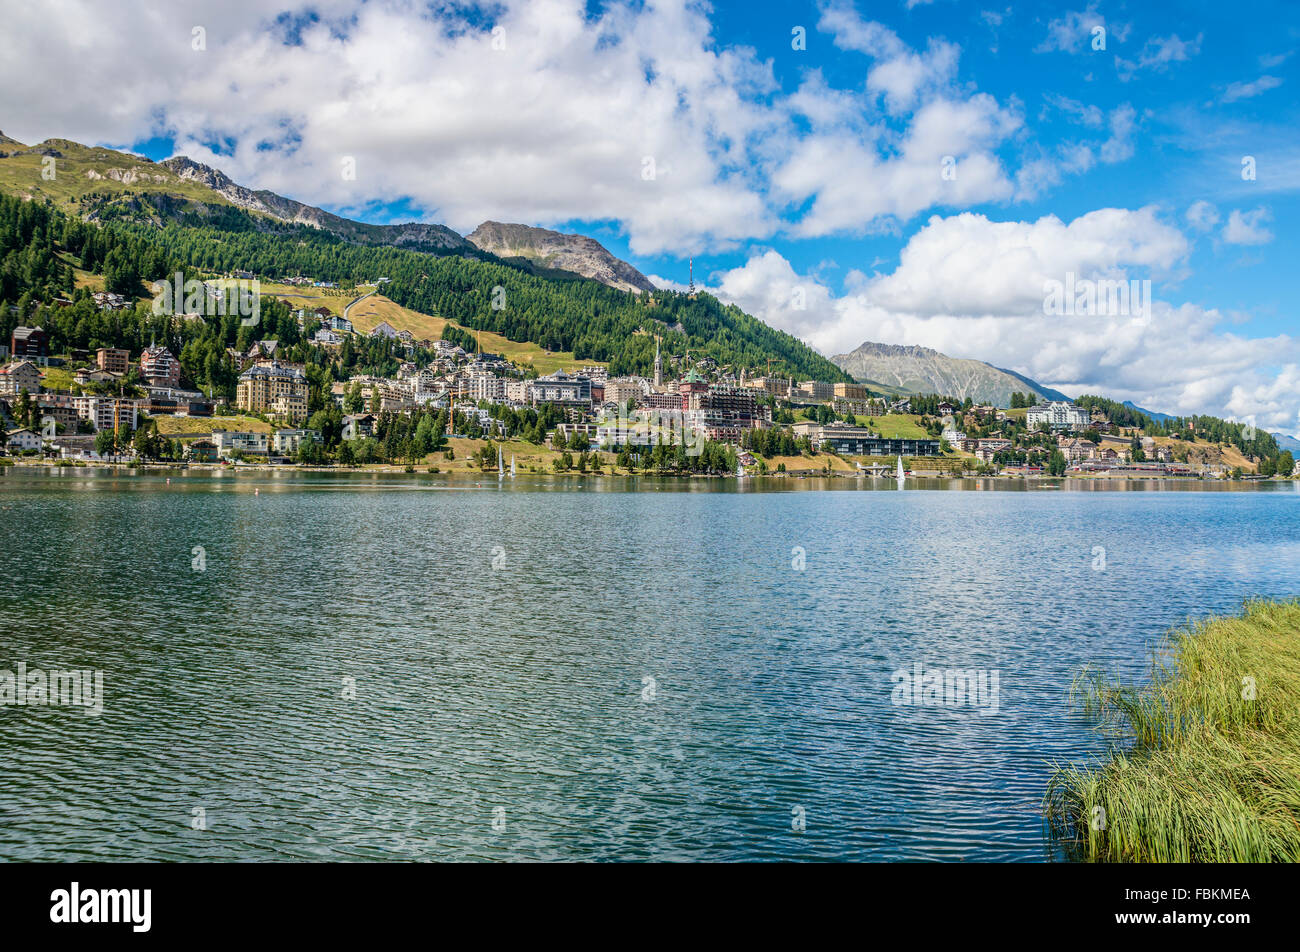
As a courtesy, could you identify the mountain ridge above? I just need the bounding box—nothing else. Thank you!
[831,340,1067,407]
[465,220,655,294]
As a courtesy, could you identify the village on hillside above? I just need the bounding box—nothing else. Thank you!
[1,275,1294,481]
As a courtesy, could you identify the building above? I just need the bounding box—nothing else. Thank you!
[10,327,49,361]
[678,369,711,408]
[747,376,792,399]
[1027,401,1090,431]
[796,423,941,456]
[213,431,269,458]
[1061,438,1098,463]
[974,438,1013,463]
[187,439,218,463]
[71,395,141,432]
[467,374,505,403]
[4,427,42,452]
[73,368,122,386]
[604,378,647,407]
[833,382,868,401]
[96,347,130,374]
[272,428,323,456]
[0,360,42,395]
[796,380,836,402]
[941,428,966,445]
[236,362,308,422]
[91,291,129,311]
[529,371,592,409]
[140,344,181,386]
[370,321,399,339]
[342,413,376,441]
[687,386,768,443]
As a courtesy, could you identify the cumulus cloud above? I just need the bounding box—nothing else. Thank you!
[701,209,1299,431]
[773,3,1022,236]
[1223,207,1274,245]
[1,0,784,255]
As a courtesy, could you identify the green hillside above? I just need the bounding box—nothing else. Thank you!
[0,133,850,383]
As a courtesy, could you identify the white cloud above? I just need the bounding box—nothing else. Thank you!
[0,0,1095,256]
[1,0,784,256]
[1014,103,1136,199]
[1036,7,1105,53]
[1221,76,1284,103]
[1185,200,1220,232]
[1223,207,1274,245]
[1116,33,1202,81]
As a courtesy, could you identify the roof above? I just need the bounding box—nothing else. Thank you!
[238,362,305,380]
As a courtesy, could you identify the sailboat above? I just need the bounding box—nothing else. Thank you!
[510,455,516,478]
[497,445,504,481]
[896,455,905,479]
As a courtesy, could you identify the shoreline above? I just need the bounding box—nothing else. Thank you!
[1045,599,1300,862]
[3,458,1296,491]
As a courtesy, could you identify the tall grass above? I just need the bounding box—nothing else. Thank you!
[1044,598,1300,862]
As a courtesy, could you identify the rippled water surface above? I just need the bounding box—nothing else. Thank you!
[2,469,1298,861]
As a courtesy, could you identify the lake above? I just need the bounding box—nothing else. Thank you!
[1,468,1297,861]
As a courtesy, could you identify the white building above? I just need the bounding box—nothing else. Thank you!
[467,374,505,403]
[5,427,42,452]
[213,431,269,458]
[1026,401,1090,431]
[272,428,322,455]
[71,396,142,433]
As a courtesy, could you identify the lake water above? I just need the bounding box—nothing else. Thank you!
[2,468,1298,861]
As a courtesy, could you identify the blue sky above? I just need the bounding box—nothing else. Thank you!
[3,0,1298,429]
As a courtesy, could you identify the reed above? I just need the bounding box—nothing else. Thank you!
[1044,598,1300,862]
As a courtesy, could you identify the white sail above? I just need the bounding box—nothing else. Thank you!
[498,445,504,479]
[510,455,516,478]
[896,455,905,479]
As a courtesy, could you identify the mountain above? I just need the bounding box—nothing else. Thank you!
[1123,400,1176,423]
[466,221,655,294]
[0,132,655,291]
[830,341,1067,407]
[1273,432,1300,455]
[160,156,473,254]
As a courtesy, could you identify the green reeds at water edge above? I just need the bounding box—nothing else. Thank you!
[1044,598,1300,862]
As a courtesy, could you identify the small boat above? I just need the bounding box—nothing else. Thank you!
[497,445,504,481]
[896,456,905,479]
[510,455,516,478]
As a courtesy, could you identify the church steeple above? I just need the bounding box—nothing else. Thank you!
[653,333,663,389]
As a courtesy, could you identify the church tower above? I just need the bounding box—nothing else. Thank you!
[653,333,663,389]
